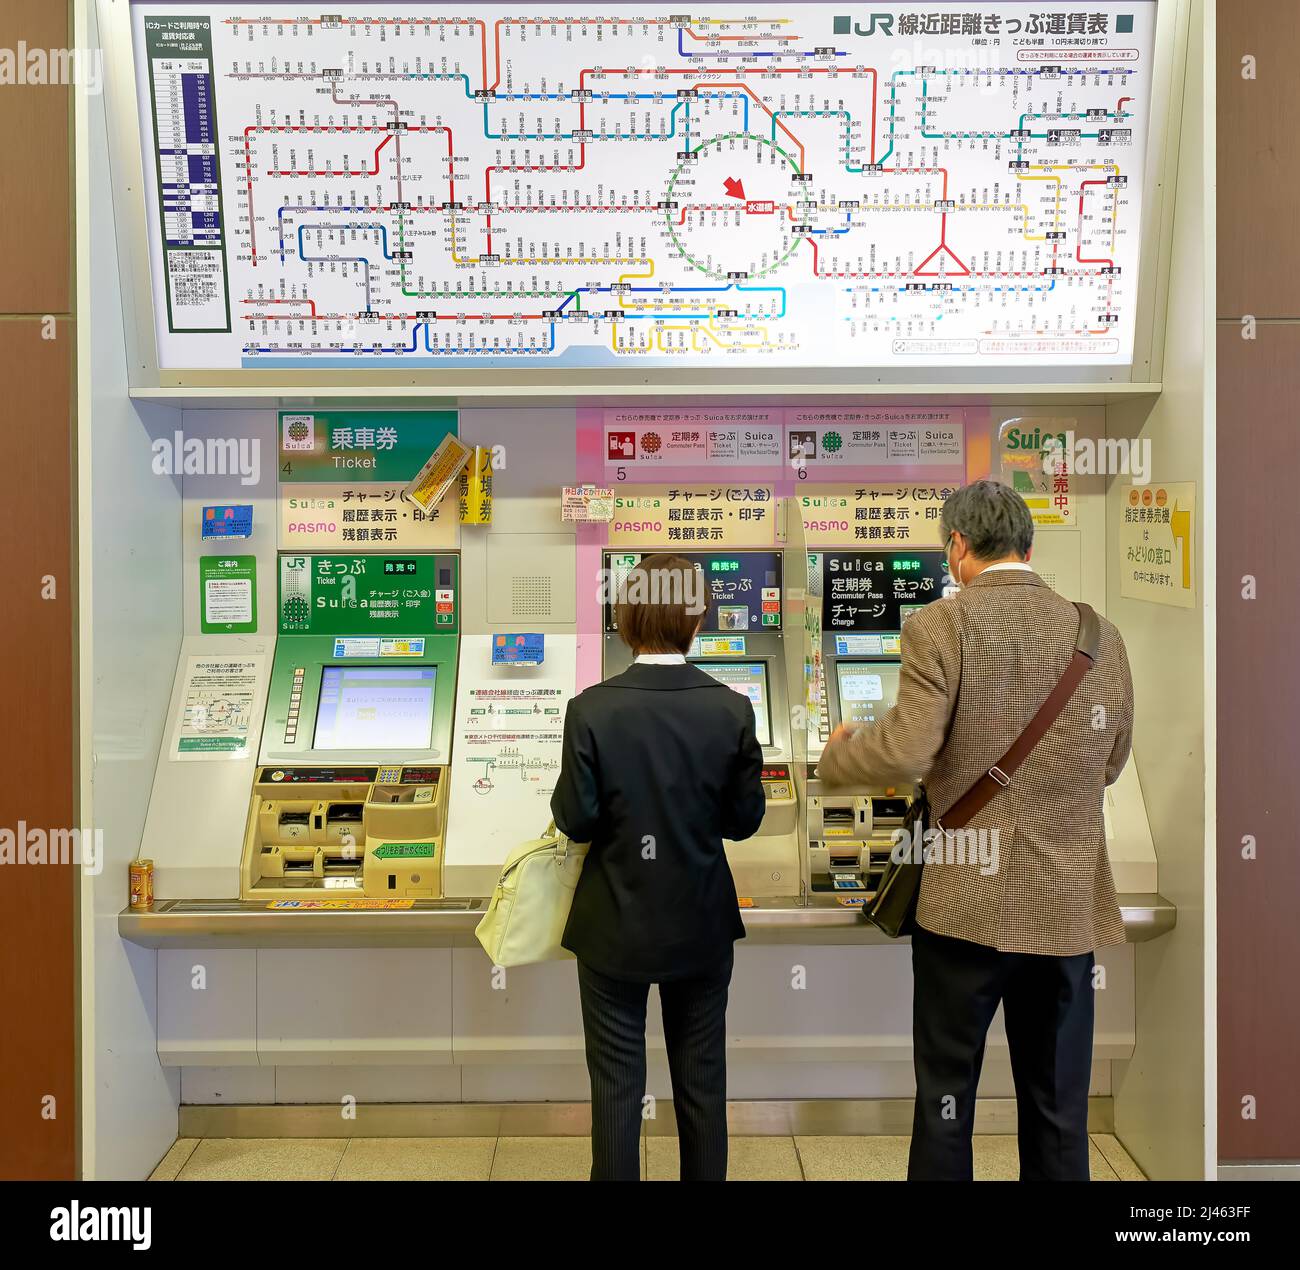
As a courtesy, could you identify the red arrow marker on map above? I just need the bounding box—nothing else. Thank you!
[724,177,746,200]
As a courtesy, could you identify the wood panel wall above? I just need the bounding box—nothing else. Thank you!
[1216,3,1300,1162]
[0,0,1295,1178]
[0,0,77,1179]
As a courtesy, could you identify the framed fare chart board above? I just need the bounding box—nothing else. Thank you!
[126,2,1159,373]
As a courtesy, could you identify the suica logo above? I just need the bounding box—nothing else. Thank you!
[49,1203,151,1250]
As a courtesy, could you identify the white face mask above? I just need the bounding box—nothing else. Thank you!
[945,536,964,590]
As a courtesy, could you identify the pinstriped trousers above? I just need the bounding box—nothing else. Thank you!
[577,954,733,1181]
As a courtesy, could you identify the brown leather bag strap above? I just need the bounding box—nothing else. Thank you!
[935,602,1099,834]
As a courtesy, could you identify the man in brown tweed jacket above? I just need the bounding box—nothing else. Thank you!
[818,480,1134,1182]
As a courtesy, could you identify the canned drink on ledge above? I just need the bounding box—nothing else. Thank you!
[129,859,154,910]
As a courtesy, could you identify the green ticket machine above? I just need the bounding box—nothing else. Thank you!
[240,552,459,900]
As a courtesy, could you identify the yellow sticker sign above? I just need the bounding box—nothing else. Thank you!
[404,433,471,514]
[459,446,494,525]
[266,899,415,910]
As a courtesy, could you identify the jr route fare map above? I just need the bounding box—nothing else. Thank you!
[130,2,1157,370]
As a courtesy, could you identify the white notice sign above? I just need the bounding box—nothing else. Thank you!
[170,655,264,760]
[204,575,253,626]
[446,636,578,880]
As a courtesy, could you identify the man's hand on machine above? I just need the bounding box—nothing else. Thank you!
[816,722,863,786]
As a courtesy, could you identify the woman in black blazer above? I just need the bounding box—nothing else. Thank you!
[551,553,766,1181]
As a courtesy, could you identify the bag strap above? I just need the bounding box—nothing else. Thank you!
[935,602,1099,834]
[544,819,573,862]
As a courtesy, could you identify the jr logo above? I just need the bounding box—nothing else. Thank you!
[833,14,895,37]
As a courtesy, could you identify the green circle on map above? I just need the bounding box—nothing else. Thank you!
[664,133,805,282]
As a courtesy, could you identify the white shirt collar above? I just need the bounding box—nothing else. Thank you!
[634,653,687,665]
[980,562,1035,574]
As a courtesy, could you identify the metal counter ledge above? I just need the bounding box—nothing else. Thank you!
[118,894,1175,949]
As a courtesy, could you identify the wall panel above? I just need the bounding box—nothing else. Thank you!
[1215,324,1300,1160]
[1216,3,1300,318]
[0,323,76,1179]
[0,0,72,312]
[1216,0,1300,1164]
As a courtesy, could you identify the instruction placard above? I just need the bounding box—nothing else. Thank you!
[799,485,954,548]
[609,485,776,548]
[171,655,263,760]
[142,13,231,334]
[1118,482,1195,608]
[600,408,965,479]
[786,409,964,472]
[200,554,256,633]
[280,485,458,551]
[447,635,576,871]
[604,409,782,474]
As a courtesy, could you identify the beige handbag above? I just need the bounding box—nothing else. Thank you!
[474,821,589,967]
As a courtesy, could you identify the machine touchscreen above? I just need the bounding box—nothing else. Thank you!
[835,661,901,728]
[312,665,438,751]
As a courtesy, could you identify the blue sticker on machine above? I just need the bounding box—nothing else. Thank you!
[202,504,253,538]
[492,633,545,664]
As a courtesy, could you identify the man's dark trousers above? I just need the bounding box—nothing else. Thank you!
[908,926,1096,1181]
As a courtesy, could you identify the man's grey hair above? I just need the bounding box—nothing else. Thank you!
[940,480,1035,560]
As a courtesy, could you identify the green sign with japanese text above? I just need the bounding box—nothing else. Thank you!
[200,555,257,633]
[278,553,459,636]
[278,410,457,484]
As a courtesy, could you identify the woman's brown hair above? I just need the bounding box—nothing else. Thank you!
[616,553,706,654]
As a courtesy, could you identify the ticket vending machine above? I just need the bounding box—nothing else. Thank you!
[806,548,950,894]
[238,552,460,900]
[601,525,808,899]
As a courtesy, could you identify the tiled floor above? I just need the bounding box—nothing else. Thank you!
[150,1133,1145,1181]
